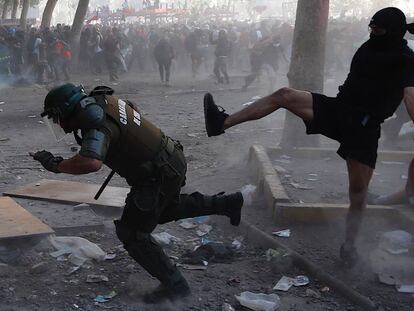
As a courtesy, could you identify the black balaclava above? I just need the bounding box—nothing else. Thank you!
[369,7,407,49]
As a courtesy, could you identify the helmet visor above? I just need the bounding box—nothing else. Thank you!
[43,116,67,141]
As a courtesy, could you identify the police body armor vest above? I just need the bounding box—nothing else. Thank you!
[101,95,163,185]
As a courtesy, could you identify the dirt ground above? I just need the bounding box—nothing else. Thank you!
[0,68,412,310]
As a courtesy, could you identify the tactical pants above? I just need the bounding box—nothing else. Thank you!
[115,144,226,287]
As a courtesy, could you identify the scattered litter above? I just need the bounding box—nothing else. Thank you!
[27,115,37,118]
[0,101,4,105]
[94,291,117,303]
[381,161,405,165]
[49,236,107,266]
[308,173,318,177]
[38,120,44,124]
[222,303,236,311]
[186,133,198,138]
[397,285,414,293]
[73,203,90,211]
[86,274,109,283]
[305,289,321,299]
[273,276,294,291]
[232,239,242,249]
[251,95,262,100]
[241,184,257,206]
[196,224,213,237]
[379,230,413,255]
[152,232,181,246]
[401,175,408,180]
[289,182,313,190]
[235,291,280,311]
[0,137,9,142]
[294,275,310,286]
[272,229,291,238]
[65,265,81,276]
[274,165,287,174]
[273,275,309,291]
[321,286,330,292]
[105,253,116,260]
[178,219,198,229]
[181,242,235,265]
[305,178,318,181]
[177,263,207,271]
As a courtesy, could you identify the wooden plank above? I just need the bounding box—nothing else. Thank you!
[4,179,129,208]
[0,197,54,240]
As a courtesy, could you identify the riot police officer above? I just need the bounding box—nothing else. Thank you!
[32,83,243,303]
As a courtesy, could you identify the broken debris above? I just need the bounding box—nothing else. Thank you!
[272,229,291,238]
[235,291,280,311]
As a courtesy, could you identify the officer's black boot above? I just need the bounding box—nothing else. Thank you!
[212,192,244,226]
[160,192,244,226]
[114,221,190,303]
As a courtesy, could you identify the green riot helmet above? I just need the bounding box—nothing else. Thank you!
[41,83,87,123]
[41,83,87,140]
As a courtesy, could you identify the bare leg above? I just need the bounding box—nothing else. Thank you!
[344,159,373,247]
[223,87,314,130]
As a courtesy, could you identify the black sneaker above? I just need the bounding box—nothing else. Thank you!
[340,243,359,267]
[143,280,191,304]
[224,192,244,226]
[203,93,229,137]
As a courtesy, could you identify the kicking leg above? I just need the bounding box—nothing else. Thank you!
[204,87,313,137]
[341,158,373,266]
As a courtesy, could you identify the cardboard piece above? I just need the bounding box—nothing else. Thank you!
[4,179,128,208]
[0,196,54,240]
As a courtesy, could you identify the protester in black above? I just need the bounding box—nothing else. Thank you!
[204,7,414,266]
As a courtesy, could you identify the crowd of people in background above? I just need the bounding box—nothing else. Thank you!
[0,17,410,88]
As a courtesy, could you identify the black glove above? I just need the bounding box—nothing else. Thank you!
[33,150,63,173]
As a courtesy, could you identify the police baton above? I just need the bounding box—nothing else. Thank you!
[94,170,115,200]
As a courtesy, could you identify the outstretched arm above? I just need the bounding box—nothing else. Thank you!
[58,154,103,174]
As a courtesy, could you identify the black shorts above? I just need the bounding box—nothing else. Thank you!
[304,93,381,169]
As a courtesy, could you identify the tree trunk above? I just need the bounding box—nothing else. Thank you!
[71,0,90,67]
[280,0,329,148]
[19,0,29,29]
[11,0,18,19]
[41,0,58,29]
[2,0,11,19]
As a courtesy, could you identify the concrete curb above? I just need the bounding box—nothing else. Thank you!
[249,145,290,209]
[238,220,377,310]
[250,144,401,223]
